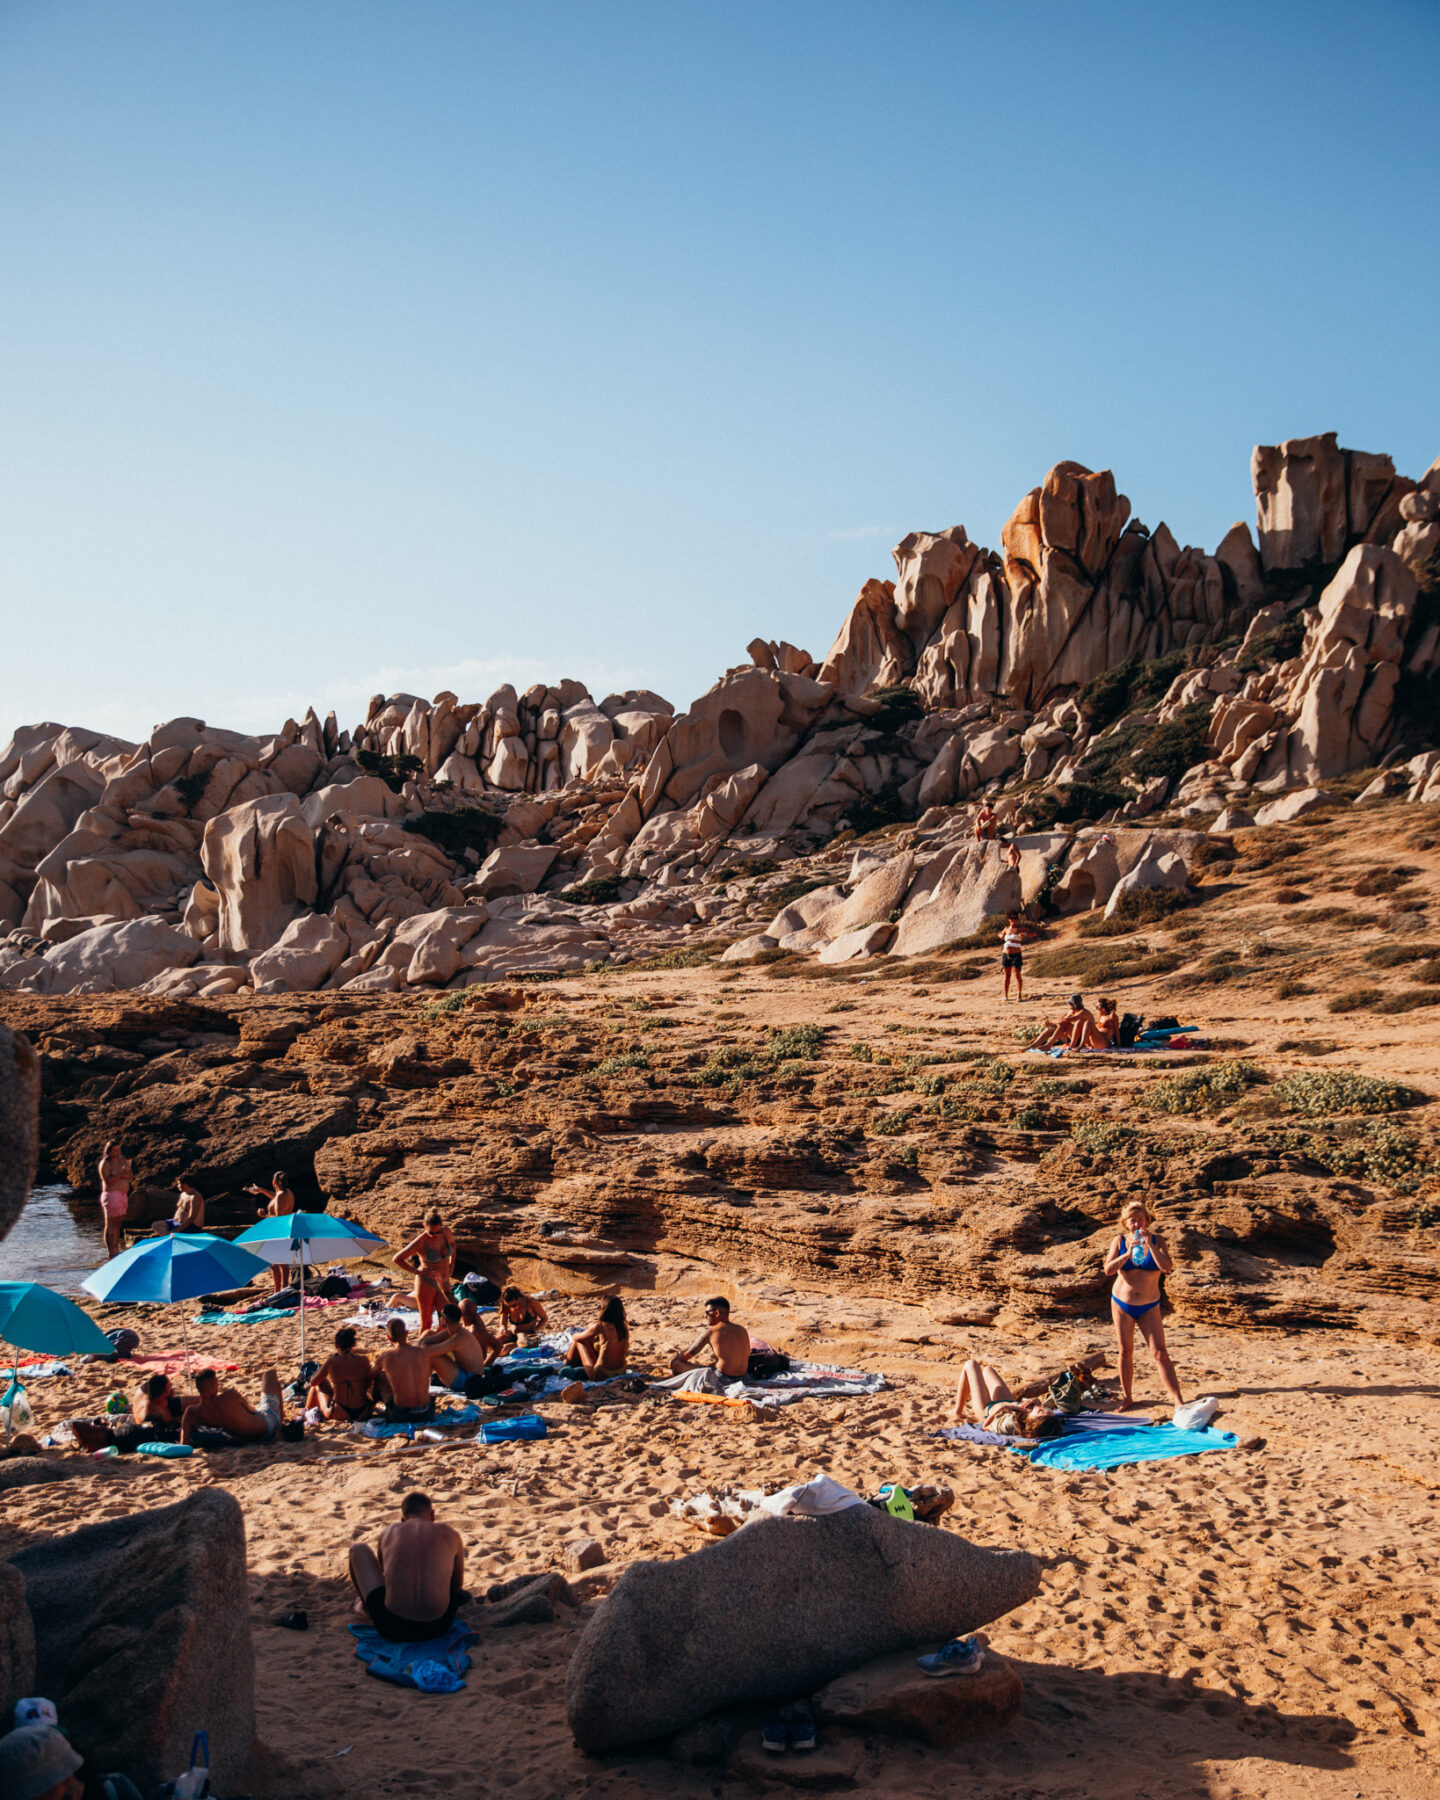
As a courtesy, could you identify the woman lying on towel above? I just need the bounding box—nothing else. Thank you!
[952,1361,1065,1438]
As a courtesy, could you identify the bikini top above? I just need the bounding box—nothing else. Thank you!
[421,1236,451,1266]
[1124,1235,1161,1272]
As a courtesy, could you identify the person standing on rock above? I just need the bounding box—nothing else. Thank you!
[97,1139,132,1259]
[246,1171,298,1291]
[394,1210,458,1332]
[1104,1201,1184,1409]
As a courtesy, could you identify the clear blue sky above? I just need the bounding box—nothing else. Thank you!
[2,0,1436,747]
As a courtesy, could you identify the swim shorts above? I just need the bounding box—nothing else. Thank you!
[362,1587,458,1643]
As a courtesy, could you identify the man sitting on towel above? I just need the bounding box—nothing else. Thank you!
[375,1317,438,1423]
[181,1367,285,1444]
[670,1296,751,1379]
[421,1302,510,1397]
[349,1491,465,1643]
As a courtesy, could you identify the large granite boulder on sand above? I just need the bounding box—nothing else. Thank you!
[0,1562,36,1720]
[564,1505,1040,1752]
[10,1489,255,1794]
[0,1022,39,1240]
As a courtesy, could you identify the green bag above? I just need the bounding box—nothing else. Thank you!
[879,1483,915,1521]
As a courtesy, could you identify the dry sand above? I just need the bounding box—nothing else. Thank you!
[3,1284,1438,1800]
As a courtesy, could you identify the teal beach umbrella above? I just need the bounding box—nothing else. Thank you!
[83,1232,271,1375]
[0,1279,117,1445]
[235,1213,386,1368]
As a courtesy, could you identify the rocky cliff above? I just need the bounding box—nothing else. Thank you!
[2,431,1437,998]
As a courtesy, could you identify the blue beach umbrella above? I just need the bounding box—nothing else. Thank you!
[235,1213,387,1367]
[0,1280,118,1445]
[83,1232,271,1375]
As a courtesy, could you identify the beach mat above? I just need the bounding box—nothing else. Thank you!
[1024,1423,1238,1470]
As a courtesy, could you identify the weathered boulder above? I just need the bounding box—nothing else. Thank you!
[813,1647,1022,1745]
[201,794,318,955]
[381,903,489,985]
[0,1562,35,1720]
[720,933,778,964]
[0,1022,40,1240]
[0,761,106,867]
[1253,787,1343,827]
[16,919,201,996]
[1210,807,1255,833]
[249,912,349,993]
[817,922,894,964]
[472,844,557,899]
[1252,433,1412,573]
[1271,546,1419,781]
[811,854,915,942]
[890,845,1021,958]
[650,667,834,815]
[10,1489,254,1794]
[1103,847,1188,919]
[300,775,399,829]
[563,1505,1039,1752]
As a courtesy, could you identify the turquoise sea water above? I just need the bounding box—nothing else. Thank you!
[0,1186,107,1296]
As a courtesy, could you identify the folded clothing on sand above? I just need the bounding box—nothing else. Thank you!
[350,1619,476,1690]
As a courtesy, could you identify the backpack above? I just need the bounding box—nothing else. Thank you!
[746,1350,791,1380]
[1117,1012,1143,1048]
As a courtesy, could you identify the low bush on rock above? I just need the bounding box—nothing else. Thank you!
[405,807,504,857]
[561,876,624,905]
[1327,987,1384,1014]
[1270,1069,1420,1116]
[873,1108,918,1137]
[1365,942,1439,968]
[768,1024,824,1060]
[1141,1059,1265,1114]
[1071,1120,1136,1152]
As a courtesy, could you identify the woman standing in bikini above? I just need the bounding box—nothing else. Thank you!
[98,1140,132,1259]
[394,1210,456,1332]
[1104,1201,1184,1408]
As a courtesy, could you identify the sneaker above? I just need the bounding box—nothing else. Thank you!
[917,1636,984,1677]
[787,1711,816,1752]
[761,1716,787,1753]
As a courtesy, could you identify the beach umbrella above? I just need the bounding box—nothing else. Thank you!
[82,1232,271,1375]
[0,1280,118,1445]
[234,1213,387,1368]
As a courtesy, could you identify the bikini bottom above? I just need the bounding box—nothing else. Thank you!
[1112,1295,1160,1321]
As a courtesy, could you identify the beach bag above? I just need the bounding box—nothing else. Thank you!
[462,1274,502,1305]
[745,1350,791,1379]
[317,1273,350,1298]
[162,1731,210,1800]
[0,1381,34,1437]
[1047,1369,1086,1414]
[1118,1012,1142,1048]
[478,1414,547,1445]
[878,1483,914,1521]
[1173,1396,1219,1431]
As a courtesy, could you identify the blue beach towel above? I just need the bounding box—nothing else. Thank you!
[477,1413,547,1444]
[1021,1424,1238,1470]
[359,1403,482,1440]
[191,1307,297,1325]
[349,1619,477,1690]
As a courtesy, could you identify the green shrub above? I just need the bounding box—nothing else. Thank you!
[561,875,625,905]
[626,943,721,971]
[1130,703,1213,784]
[849,1040,874,1062]
[1014,1023,1042,1044]
[869,685,926,724]
[1077,649,1188,732]
[172,770,209,811]
[873,1108,918,1137]
[418,994,467,1017]
[1141,1059,1265,1114]
[1274,1038,1338,1055]
[1071,1120,1137,1152]
[1275,978,1313,999]
[1270,1069,1418,1116]
[358,748,424,792]
[1373,990,1440,1014]
[1327,988,1383,1014]
[1235,614,1308,673]
[405,807,506,859]
[1013,1103,1048,1130]
[768,1024,824,1060]
[592,1050,650,1076]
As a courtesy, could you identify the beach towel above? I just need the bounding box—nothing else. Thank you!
[359,1403,482,1440]
[935,1410,1157,1450]
[348,1306,424,1333]
[191,1307,299,1326]
[657,1359,887,1410]
[8,1361,71,1380]
[129,1352,239,1376]
[349,1619,477,1690]
[1024,1424,1237,1470]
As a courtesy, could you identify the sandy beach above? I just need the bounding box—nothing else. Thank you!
[3,1275,1437,1800]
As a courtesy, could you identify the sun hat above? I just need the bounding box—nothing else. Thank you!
[0,1724,83,1800]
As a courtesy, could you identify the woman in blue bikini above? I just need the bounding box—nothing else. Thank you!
[1104,1201,1184,1408]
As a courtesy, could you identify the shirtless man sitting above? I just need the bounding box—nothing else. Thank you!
[170,1175,205,1233]
[375,1318,438,1423]
[307,1327,375,1421]
[973,800,998,843]
[349,1492,465,1643]
[1031,993,1094,1051]
[670,1296,751,1379]
[181,1367,285,1445]
[421,1303,503,1395]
